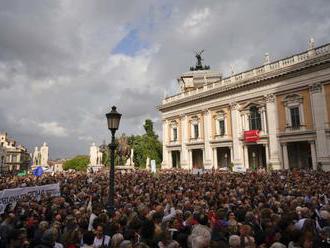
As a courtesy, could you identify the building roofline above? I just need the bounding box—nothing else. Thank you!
[158,42,330,111]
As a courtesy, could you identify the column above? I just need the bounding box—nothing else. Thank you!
[309,141,317,170]
[241,114,246,131]
[181,115,189,169]
[265,94,281,169]
[161,120,169,168]
[243,145,249,169]
[213,148,218,169]
[168,151,172,169]
[282,143,289,170]
[203,110,212,168]
[230,102,244,165]
[310,83,330,170]
[188,150,192,170]
[264,143,270,166]
[261,107,267,134]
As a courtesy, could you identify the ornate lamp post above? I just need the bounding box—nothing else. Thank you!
[105,106,122,216]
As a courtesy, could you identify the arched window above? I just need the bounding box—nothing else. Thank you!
[249,106,261,130]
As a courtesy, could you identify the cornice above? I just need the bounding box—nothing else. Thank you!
[158,54,330,112]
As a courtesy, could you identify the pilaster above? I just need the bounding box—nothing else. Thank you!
[230,102,244,166]
[181,115,189,169]
[265,94,281,169]
[282,143,289,170]
[161,120,170,168]
[203,110,212,168]
[310,83,330,170]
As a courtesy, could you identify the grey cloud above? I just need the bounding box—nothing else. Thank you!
[0,0,329,158]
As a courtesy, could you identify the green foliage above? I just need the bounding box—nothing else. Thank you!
[63,155,89,171]
[228,162,234,172]
[143,119,157,138]
[130,119,162,168]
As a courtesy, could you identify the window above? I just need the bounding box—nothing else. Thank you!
[290,107,300,129]
[193,124,199,139]
[173,127,178,141]
[249,106,261,130]
[218,120,225,136]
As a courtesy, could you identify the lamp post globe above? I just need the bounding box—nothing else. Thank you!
[105,106,121,216]
[106,106,122,131]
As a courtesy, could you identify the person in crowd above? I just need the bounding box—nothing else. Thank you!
[0,169,328,248]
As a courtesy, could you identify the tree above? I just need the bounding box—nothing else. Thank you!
[132,119,162,168]
[63,155,89,171]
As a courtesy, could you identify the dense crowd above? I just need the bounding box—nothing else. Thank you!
[0,169,329,248]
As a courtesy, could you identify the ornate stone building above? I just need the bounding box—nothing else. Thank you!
[158,41,330,171]
[0,132,31,172]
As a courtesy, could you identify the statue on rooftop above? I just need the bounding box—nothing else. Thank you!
[190,49,210,71]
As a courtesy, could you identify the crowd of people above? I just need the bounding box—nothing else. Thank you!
[0,169,329,248]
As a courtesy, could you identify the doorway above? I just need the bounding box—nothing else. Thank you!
[171,151,181,168]
[192,149,203,169]
[248,144,266,169]
[217,147,231,168]
[287,142,312,169]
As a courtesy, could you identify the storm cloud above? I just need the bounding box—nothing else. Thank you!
[0,0,329,158]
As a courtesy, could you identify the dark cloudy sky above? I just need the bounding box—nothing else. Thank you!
[0,0,329,159]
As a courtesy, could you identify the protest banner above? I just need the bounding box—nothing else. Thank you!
[0,183,60,214]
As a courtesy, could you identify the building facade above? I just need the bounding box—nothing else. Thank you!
[158,41,330,171]
[0,132,31,173]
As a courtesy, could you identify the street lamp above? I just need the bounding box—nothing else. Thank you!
[105,106,122,216]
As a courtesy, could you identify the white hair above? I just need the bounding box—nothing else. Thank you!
[229,235,240,248]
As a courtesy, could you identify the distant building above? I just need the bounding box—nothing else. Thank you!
[159,40,330,171]
[48,159,65,172]
[0,144,5,170]
[0,132,31,173]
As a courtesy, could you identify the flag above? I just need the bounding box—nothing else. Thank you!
[17,170,27,177]
[33,166,43,177]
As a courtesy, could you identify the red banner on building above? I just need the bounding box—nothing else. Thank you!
[244,130,260,142]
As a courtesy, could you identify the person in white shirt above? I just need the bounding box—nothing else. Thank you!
[93,224,110,248]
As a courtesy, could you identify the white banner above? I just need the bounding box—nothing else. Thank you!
[0,183,60,214]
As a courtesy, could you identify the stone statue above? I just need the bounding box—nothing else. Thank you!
[190,49,210,71]
[195,50,204,69]
[116,135,131,166]
[32,142,49,167]
[40,142,48,166]
[230,64,235,75]
[264,53,270,64]
[88,142,104,172]
[89,143,101,166]
[308,37,315,50]
[125,149,135,166]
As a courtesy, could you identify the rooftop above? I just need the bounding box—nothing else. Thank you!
[159,41,330,110]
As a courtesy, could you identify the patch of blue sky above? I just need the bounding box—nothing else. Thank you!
[111,29,149,56]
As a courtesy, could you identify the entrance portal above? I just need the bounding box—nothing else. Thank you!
[248,144,266,169]
[192,149,203,169]
[171,151,180,168]
[217,147,231,168]
[287,142,312,169]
